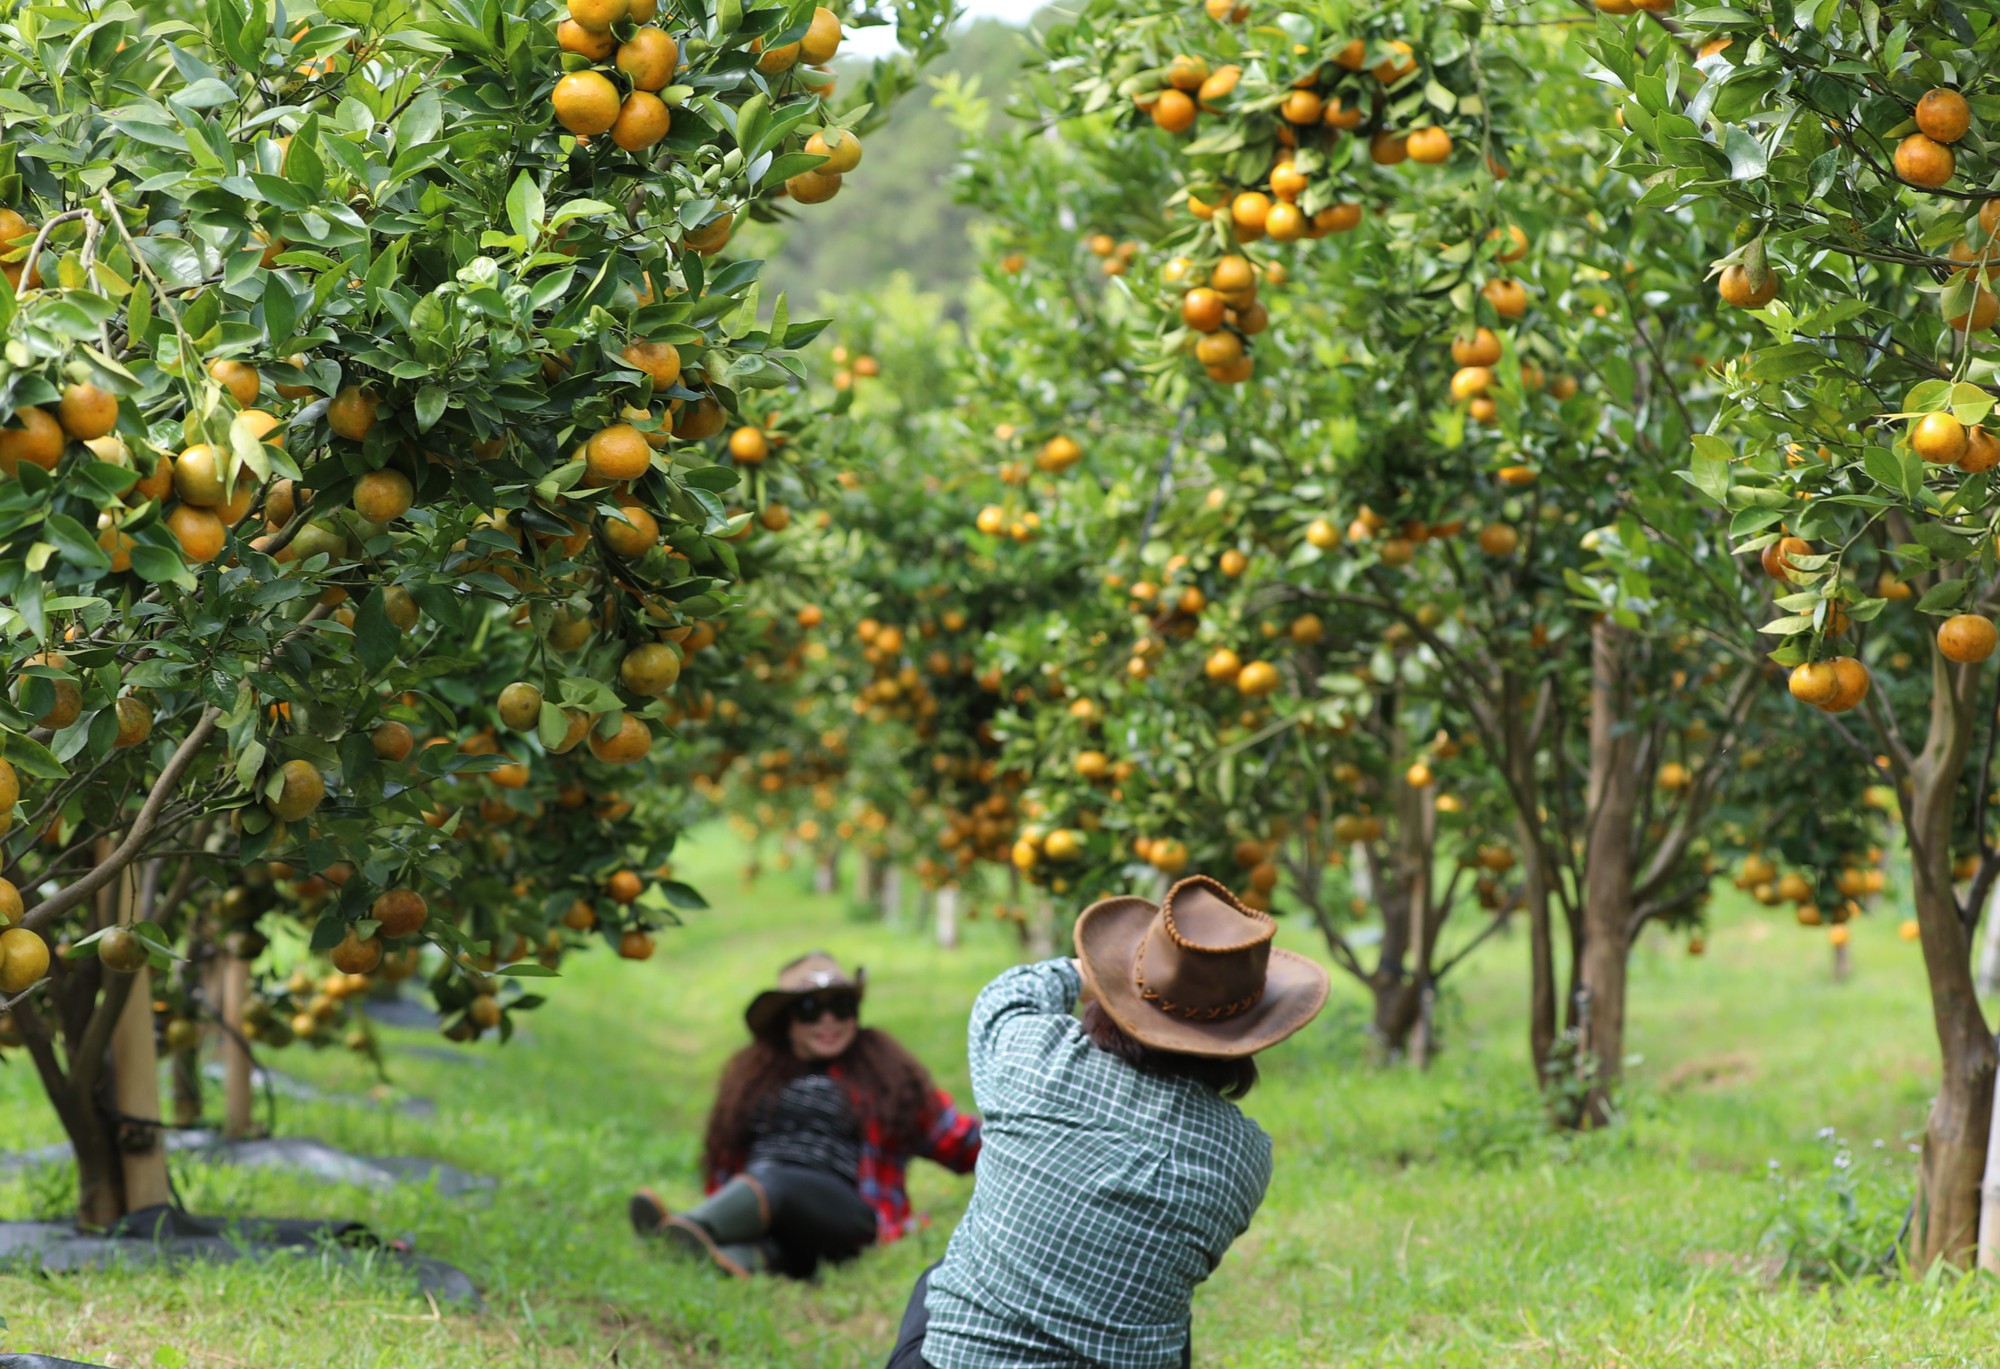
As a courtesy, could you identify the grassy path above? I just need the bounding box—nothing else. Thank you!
[0,834,1992,1366]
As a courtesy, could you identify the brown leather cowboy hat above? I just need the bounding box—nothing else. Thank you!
[1074,875,1328,1059]
[743,951,867,1036]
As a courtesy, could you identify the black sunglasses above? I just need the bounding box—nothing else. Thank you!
[790,994,858,1025]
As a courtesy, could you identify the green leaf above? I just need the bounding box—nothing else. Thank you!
[354,591,398,674]
[1722,125,1767,179]
[1916,578,1969,614]
[0,730,68,781]
[506,171,545,247]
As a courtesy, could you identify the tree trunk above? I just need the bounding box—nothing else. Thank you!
[1978,1043,2000,1275]
[1409,985,1436,1071]
[1027,899,1055,959]
[222,954,255,1139]
[1369,978,1420,1059]
[1903,652,1999,1270]
[935,885,959,950]
[813,853,837,896]
[109,862,171,1213]
[1832,940,1851,984]
[1576,618,1640,1128]
[880,864,904,928]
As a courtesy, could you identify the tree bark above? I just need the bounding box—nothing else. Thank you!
[935,885,959,950]
[222,954,255,1139]
[108,863,171,1212]
[880,864,904,928]
[1576,618,1640,1128]
[1903,651,1998,1270]
[813,853,837,896]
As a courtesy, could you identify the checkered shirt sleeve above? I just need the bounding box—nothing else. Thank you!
[922,959,1273,1369]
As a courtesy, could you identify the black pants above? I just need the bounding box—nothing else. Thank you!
[885,1263,1192,1368]
[745,1160,877,1280]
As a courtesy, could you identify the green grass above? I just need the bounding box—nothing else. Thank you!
[1,836,1995,1367]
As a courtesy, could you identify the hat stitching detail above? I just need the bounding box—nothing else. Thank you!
[1133,930,1266,1023]
[1161,875,1276,953]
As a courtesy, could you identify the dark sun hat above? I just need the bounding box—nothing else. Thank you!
[1074,875,1329,1059]
[744,951,867,1035]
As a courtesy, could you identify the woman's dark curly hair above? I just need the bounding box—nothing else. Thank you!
[700,1016,937,1174]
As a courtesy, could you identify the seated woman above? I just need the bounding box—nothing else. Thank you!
[885,875,1329,1368]
[631,951,981,1279]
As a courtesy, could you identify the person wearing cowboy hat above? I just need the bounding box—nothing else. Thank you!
[883,875,1329,1368]
[629,951,982,1279]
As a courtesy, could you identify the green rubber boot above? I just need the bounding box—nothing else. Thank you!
[633,1176,770,1279]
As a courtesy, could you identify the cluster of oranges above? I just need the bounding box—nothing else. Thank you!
[1732,850,1881,946]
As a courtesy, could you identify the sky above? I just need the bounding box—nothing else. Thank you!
[843,0,1043,57]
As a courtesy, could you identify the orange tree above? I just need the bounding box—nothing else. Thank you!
[1597,0,2000,1266]
[926,0,1916,1118]
[0,0,949,1225]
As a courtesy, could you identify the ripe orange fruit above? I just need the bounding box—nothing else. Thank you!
[1960,425,2000,473]
[619,928,655,960]
[1280,89,1322,124]
[1264,202,1306,242]
[552,71,621,137]
[1269,161,1308,201]
[0,927,50,994]
[1761,535,1811,581]
[587,424,653,482]
[611,92,671,151]
[1894,132,1954,188]
[1937,614,1998,663]
[1947,285,1999,332]
[112,695,151,748]
[208,359,260,406]
[1821,656,1871,714]
[1373,39,1416,83]
[623,339,681,389]
[558,18,618,59]
[1370,130,1408,165]
[1406,126,1452,163]
[1917,88,1971,144]
[1788,661,1840,706]
[1911,411,1969,464]
[1452,328,1503,367]
[755,38,801,73]
[167,505,226,562]
[1151,89,1197,133]
[686,212,735,255]
[268,757,326,822]
[372,721,414,762]
[1224,191,1272,236]
[1166,53,1208,90]
[588,711,653,765]
[603,503,660,557]
[0,405,65,474]
[674,395,723,440]
[1477,523,1518,556]
[1195,331,1245,368]
[1489,225,1529,263]
[57,383,118,440]
[608,870,643,903]
[1450,366,1493,401]
[728,427,769,464]
[1236,661,1280,696]
[617,27,678,89]
[787,168,842,203]
[352,467,414,522]
[1197,65,1242,111]
[1481,278,1528,318]
[800,6,842,63]
[1181,287,1227,332]
[1321,95,1363,130]
[328,385,377,441]
[1717,263,1779,308]
[619,642,682,696]
[372,888,428,938]
[805,129,862,174]
[173,443,231,507]
[568,0,627,31]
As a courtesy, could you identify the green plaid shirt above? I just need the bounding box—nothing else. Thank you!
[922,959,1272,1369]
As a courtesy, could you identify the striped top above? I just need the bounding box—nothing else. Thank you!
[746,1070,861,1181]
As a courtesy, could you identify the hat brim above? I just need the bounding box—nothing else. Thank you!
[1074,896,1329,1060]
[744,969,867,1036]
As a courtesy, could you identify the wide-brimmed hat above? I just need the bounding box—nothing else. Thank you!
[743,952,867,1035]
[1074,875,1328,1059]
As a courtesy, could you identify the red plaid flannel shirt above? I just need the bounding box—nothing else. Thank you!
[707,1068,982,1243]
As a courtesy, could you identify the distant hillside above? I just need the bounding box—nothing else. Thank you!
[770,17,1030,305]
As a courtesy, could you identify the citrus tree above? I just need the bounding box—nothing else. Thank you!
[0,0,950,1226]
[1595,0,2000,1267]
